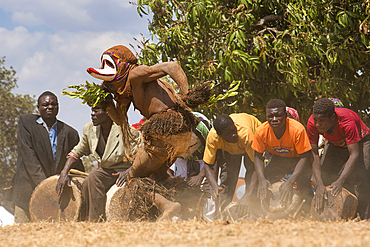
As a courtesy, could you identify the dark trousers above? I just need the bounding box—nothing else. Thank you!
[265,154,313,211]
[217,150,254,211]
[320,138,370,219]
[80,167,117,222]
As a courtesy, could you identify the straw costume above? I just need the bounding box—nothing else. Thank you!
[87,45,210,220]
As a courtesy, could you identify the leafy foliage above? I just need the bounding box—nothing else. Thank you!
[62,81,109,107]
[133,0,370,123]
[0,57,36,189]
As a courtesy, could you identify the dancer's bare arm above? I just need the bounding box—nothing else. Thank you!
[105,100,124,125]
[130,62,189,94]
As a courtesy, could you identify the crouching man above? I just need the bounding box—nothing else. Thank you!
[307,98,370,219]
[56,105,140,222]
[249,99,313,215]
[203,113,261,211]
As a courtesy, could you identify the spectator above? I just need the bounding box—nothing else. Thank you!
[5,91,84,223]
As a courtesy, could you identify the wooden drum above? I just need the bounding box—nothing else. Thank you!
[29,175,85,222]
[261,181,302,220]
[311,186,358,221]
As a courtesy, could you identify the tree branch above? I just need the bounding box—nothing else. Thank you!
[251,15,283,31]
[184,31,230,49]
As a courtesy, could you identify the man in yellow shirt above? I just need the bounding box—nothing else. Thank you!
[203,113,261,210]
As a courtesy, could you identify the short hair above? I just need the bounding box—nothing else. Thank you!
[213,114,234,135]
[37,91,58,106]
[266,99,286,110]
[313,98,335,117]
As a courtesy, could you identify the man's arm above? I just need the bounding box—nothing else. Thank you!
[105,99,124,126]
[331,142,360,196]
[56,124,91,195]
[280,151,311,206]
[204,163,222,198]
[311,143,327,209]
[56,155,80,196]
[17,115,47,185]
[254,151,271,200]
[187,165,205,187]
[131,62,189,94]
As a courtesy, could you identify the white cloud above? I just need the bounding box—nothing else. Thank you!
[0,0,149,133]
[110,0,133,8]
[1,26,143,132]
[0,26,44,59]
[3,0,92,27]
[1,0,149,33]
[12,11,44,26]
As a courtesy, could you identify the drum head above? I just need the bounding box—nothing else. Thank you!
[106,184,129,221]
[29,175,85,222]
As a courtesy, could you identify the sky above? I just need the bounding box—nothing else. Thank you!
[0,0,150,134]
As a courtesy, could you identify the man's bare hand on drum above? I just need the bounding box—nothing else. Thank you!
[331,179,344,197]
[279,180,294,207]
[257,178,271,200]
[314,184,328,210]
[186,174,203,187]
[56,169,72,196]
[113,168,130,187]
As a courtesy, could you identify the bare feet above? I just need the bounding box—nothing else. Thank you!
[158,202,181,221]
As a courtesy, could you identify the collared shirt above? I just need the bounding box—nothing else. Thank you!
[307,108,370,147]
[37,117,57,174]
[70,122,139,171]
[252,118,312,158]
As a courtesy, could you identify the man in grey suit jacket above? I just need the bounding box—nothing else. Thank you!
[56,105,140,221]
[6,91,84,223]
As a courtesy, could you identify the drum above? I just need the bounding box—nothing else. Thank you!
[29,175,85,222]
[311,186,358,221]
[261,181,302,220]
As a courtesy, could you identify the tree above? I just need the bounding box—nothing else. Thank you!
[133,0,370,123]
[0,57,36,190]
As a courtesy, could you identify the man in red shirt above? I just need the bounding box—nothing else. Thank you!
[307,98,370,219]
[247,99,313,214]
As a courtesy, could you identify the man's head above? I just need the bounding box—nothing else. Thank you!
[37,91,59,122]
[266,99,287,130]
[312,98,336,133]
[91,106,112,126]
[213,114,238,143]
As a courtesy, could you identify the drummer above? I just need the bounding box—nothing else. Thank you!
[307,98,370,219]
[252,99,313,213]
[56,104,141,222]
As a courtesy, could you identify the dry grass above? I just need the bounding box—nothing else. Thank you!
[1,219,370,247]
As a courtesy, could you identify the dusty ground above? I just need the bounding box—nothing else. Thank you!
[1,219,370,247]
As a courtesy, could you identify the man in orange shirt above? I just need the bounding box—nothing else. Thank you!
[252,99,313,211]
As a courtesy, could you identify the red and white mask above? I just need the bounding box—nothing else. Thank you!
[87,54,119,81]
